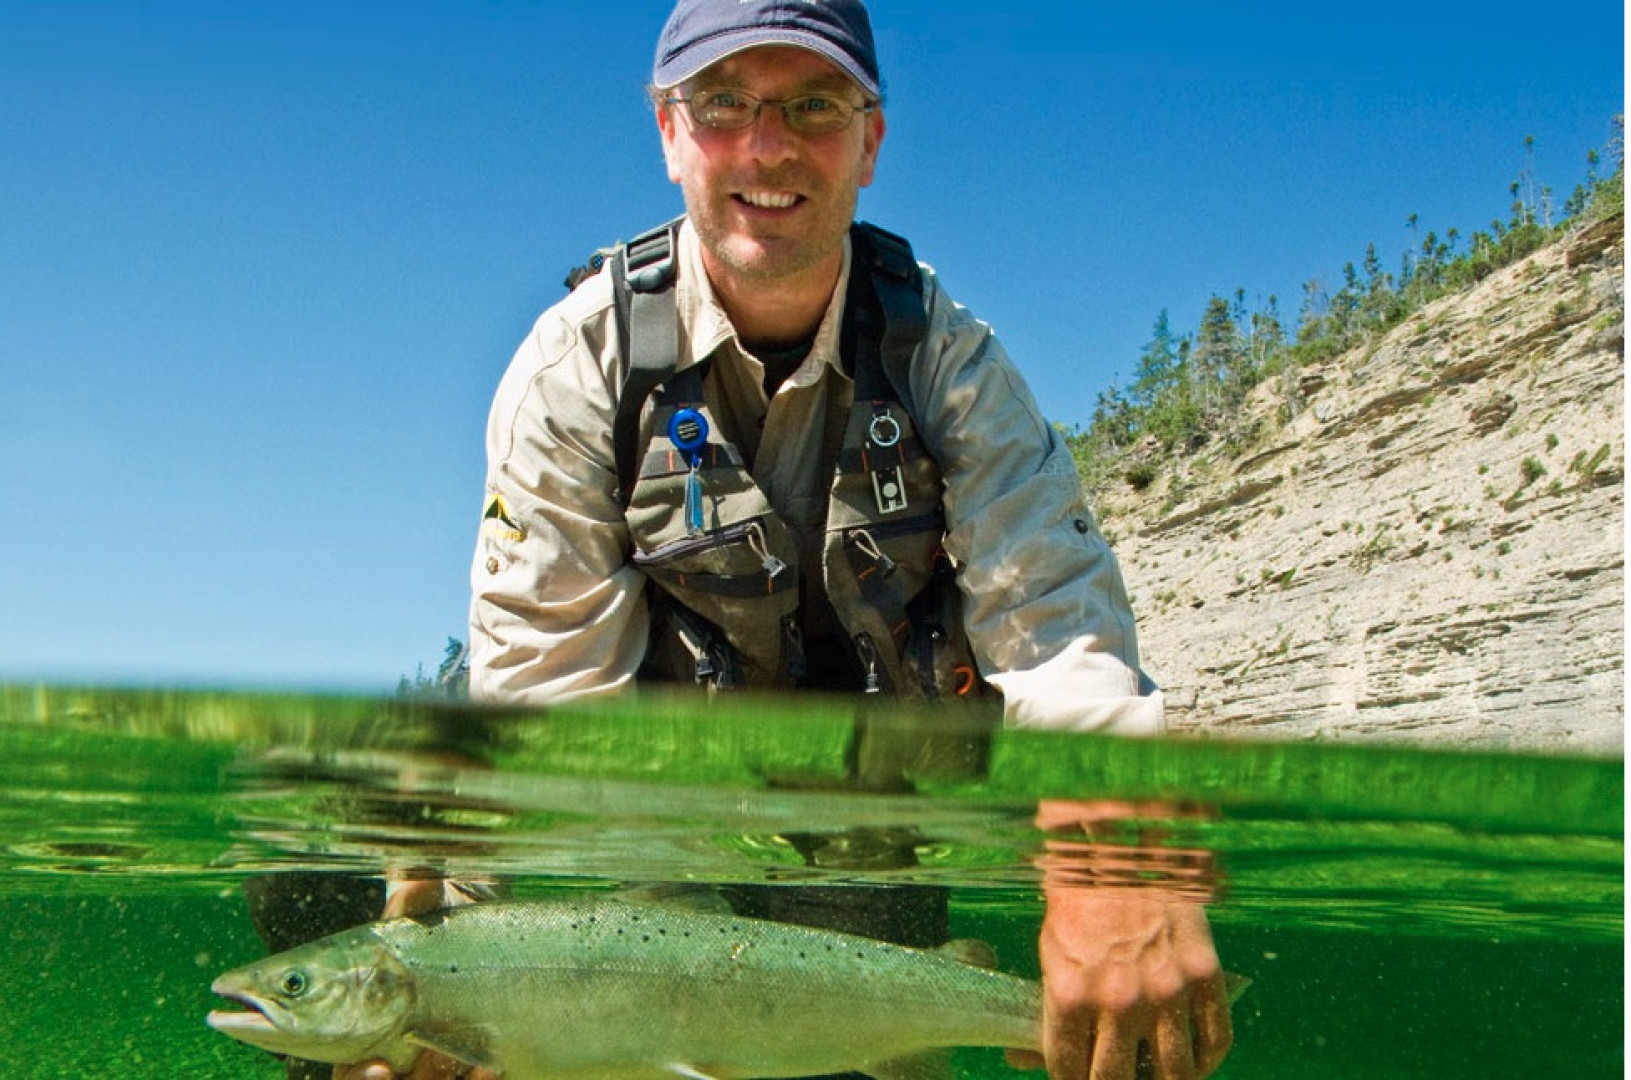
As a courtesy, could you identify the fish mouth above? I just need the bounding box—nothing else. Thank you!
[206,983,278,1036]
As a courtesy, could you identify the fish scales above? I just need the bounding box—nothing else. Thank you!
[385,900,1040,1076]
[209,897,1042,1079]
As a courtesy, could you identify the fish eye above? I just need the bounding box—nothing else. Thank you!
[280,970,309,997]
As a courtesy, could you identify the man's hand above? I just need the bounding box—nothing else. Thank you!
[1025,888,1231,1079]
[335,1055,474,1080]
[332,876,500,1080]
[1009,800,1233,1080]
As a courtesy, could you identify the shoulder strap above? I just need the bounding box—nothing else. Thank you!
[844,222,930,407]
[570,218,928,506]
[601,218,683,505]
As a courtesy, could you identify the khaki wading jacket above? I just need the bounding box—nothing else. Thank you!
[469,220,1164,734]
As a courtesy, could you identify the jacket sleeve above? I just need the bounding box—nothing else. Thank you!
[467,286,649,703]
[909,271,1165,734]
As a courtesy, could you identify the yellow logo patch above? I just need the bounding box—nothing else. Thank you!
[482,493,527,543]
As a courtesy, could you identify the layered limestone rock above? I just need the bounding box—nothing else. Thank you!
[1099,215,1624,754]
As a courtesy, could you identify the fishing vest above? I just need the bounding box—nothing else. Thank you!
[567,219,987,701]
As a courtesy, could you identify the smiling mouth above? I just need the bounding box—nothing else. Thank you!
[735,191,802,210]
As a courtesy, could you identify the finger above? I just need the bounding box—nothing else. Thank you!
[333,1064,395,1080]
[1152,1013,1197,1080]
[1088,1018,1138,1080]
[384,877,453,918]
[1188,975,1234,1077]
[1042,1001,1093,1080]
[407,1052,465,1079]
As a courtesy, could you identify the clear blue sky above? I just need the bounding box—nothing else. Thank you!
[1,2,1622,691]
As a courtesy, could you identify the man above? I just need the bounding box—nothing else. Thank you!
[352,2,1231,1078]
[469,0,1164,732]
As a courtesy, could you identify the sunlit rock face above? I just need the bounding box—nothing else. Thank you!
[1100,216,1624,753]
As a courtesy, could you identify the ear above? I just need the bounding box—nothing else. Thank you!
[858,107,885,188]
[656,101,684,185]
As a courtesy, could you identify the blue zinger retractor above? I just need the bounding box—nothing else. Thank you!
[667,407,709,467]
[668,407,710,535]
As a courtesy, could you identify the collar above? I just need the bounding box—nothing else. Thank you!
[673,218,852,385]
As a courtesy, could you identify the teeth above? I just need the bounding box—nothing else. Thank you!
[740,192,798,209]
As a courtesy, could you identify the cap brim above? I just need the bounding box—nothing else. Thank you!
[653,29,879,97]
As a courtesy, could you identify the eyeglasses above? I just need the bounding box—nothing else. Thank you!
[663,89,876,135]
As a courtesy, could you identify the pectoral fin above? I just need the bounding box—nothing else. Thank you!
[863,1050,955,1080]
[663,1063,726,1080]
[375,1038,427,1075]
[407,1022,501,1071]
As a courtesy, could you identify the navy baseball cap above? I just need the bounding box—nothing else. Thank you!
[652,0,881,98]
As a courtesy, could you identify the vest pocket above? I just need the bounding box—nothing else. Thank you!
[836,514,987,701]
[835,514,938,695]
[633,516,801,687]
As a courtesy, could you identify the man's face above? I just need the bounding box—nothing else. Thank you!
[657,45,885,293]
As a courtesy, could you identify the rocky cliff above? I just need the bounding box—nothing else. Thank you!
[1098,215,1624,754]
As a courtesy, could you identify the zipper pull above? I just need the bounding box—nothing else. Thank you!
[747,521,787,578]
[849,529,897,577]
[855,633,881,693]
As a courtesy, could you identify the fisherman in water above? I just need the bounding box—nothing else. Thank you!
[337,1,1232,1077]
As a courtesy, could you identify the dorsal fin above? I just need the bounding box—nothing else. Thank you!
[934,938,997,969]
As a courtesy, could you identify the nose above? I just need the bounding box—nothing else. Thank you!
[744,103,799,165]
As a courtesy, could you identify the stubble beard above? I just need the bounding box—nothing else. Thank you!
[687,174,860,287]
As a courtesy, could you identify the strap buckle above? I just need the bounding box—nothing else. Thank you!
[624,220,681,293]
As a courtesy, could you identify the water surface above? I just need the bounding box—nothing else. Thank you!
[0,686,1621,1077]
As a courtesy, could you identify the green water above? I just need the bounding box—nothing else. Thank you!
[0,686,1622,1078]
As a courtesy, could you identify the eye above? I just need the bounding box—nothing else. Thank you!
[785,95,856,133]
[698,89,744,109]
[280,970,309,997]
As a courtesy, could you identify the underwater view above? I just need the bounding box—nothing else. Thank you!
[0,685,1621,1077]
